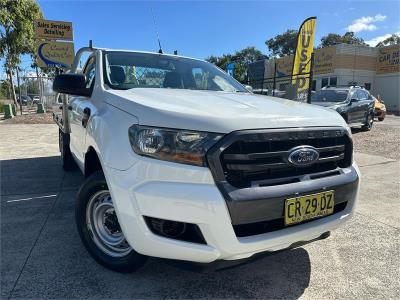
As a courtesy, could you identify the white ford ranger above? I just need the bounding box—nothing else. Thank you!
[53,46,360,272]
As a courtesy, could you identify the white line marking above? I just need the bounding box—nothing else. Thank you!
[7,194,58,203]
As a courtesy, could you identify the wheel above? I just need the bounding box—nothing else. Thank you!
[75,171,147,272]
[378,117,384,122]
[361,112,374,131]
[59,130,76,171]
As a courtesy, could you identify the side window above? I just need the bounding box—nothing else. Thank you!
[358,90,368,100]
[329,77,337,86]
[83,56,96,90]
[350,90,358,100]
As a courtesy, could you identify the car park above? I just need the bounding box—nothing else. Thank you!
[373,95,386,121]
[52,46,360,273]
[311,86,375,131]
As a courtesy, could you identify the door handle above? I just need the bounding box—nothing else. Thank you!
[82,107,91,128]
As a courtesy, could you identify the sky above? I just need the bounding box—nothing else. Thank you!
[2,0,400,75]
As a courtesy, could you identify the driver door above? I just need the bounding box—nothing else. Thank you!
[347,90,359,123]
[68,56,96,169]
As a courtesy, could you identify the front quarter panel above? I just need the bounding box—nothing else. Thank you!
[86,102,139,171]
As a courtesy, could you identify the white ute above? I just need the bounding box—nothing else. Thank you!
[53,46,360,272]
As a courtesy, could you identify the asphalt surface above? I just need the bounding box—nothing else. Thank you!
[1,118,399,299]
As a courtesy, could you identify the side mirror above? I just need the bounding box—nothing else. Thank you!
[244,85,253,92]
[53,74,90,97]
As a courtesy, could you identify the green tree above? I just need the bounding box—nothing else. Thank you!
[376,34,400,47]
[0,79,10,99]
[319,32,367,48]
[0,0,43,105]
[206,47,267,83]
[265,29,298,57]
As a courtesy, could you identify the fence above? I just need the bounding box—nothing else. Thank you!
[16,74,57,110]
[246,56,314,103]
[247,71,313,102]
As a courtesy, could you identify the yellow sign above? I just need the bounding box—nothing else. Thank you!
[273,46,334,77]
[376,45,400,74]
[314,46,335,74]
[292,17,317,100]
[36,41,75,68]
[34,19,73,41]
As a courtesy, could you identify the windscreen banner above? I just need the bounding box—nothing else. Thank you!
[291,17,317,101]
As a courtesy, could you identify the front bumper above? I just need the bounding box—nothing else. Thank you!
[105,157,360,263]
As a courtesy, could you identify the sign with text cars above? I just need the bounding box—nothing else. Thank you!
[34,19,73,40]
[36,41,75,68]
[376,45,400,74]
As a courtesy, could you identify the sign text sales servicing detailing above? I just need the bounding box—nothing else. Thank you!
[34,19,73,41]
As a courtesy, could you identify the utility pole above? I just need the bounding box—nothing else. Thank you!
[16,67,23,115]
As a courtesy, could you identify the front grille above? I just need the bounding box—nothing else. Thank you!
[233,201,348,237]
[217,128,352,188]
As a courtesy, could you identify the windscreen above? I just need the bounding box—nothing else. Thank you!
[311,90,349,102]
[103,51,247,92]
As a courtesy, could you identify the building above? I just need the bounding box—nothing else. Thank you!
[248,44,400,113]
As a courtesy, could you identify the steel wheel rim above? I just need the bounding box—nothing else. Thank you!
[86,190,132,257]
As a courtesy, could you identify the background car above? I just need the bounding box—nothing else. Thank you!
[17,95,32,105]
[372,95,386,121]
[311,86,375,131]
[32,95,40,104]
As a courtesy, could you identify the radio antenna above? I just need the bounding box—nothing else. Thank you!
[150,7,163,54]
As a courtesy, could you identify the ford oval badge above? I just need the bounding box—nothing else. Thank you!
[288,146,319,167]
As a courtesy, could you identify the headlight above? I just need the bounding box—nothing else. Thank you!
[128,125,223,166]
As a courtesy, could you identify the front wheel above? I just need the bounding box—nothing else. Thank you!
[75,171,147,272]
[361,112,374,131]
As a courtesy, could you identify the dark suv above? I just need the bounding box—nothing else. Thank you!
[311,86,375,131]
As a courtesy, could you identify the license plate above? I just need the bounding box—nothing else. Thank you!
[284,191,335,226]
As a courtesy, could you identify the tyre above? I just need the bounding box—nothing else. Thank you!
[361,112,374,131]
[378,117,384,122]
[59,130,76,171]
[75,170,147,273]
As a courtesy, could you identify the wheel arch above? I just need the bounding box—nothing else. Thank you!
[84,146,103,178]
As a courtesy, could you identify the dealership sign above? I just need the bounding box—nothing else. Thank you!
[36,41,75,68]
[376,45,400,74]
[274,46,335,77]
[34,19,73,40]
